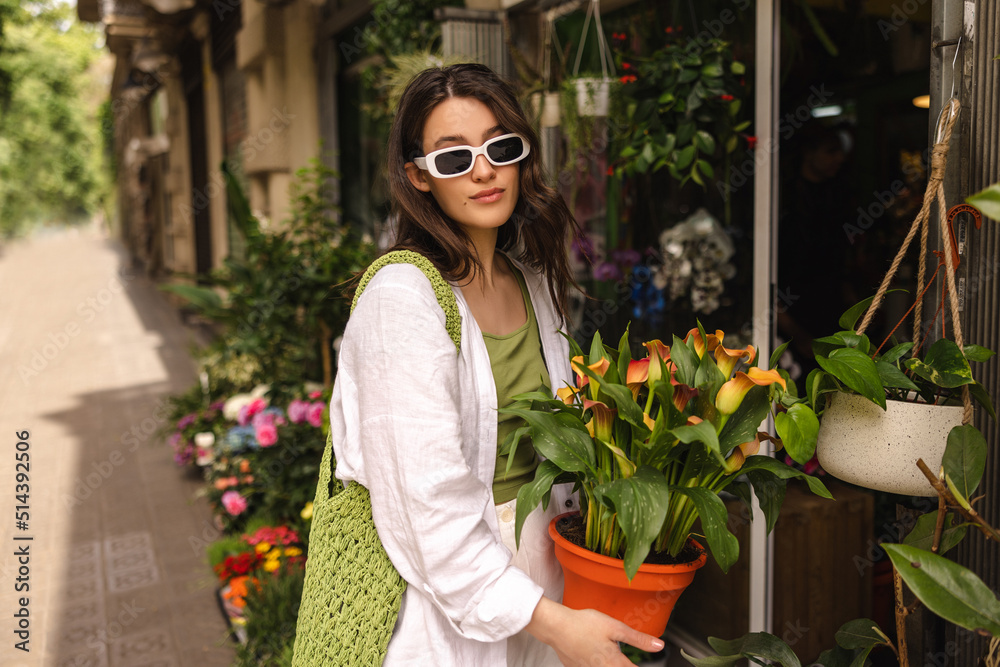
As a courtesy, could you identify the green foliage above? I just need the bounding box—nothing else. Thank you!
[885,544,1000,637]
[809,300,996,418]
[0,0,109,236]
[612,37,748,188]
[234,567,305,667]
[162,158,376,400]
[966,182,1000,221]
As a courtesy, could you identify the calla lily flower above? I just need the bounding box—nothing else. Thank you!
[584,400,616,442]
[673,384,698,412]
[556,386,578,406]
[714,343,755,379]
[642,412,656,431]
[643,340,671,385]
[715,367,787,415]
[724,434,763,473]
[627,359,650,400]
[684,328,724,358]
[572,357,611,399]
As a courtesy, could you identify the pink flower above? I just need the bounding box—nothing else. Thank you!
[255,423,278,447]
[221,490,248,516]
[309,391,323,399]
[306,403,325,428]
[288,400,309,424]
[252,411,275,429]
[247,398,266,418]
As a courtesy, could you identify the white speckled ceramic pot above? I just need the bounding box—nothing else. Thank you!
[816,392,964,496]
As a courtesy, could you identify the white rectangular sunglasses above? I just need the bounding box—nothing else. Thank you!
[413,133,530,179]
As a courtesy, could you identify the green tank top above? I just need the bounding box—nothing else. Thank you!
[483,257,550,505]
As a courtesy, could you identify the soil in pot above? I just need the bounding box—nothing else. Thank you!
[554,514,704,566]
[550,512,706,637]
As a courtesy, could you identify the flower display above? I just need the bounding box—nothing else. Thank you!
[503,325,828,579]
[653,208,736,314]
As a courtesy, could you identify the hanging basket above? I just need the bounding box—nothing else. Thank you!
[815,393,963,496]
[815,98,978,495]
[573,76,613,117]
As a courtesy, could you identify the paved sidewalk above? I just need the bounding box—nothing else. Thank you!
[0,224,235,666]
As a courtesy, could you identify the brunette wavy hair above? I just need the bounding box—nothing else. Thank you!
[385,63,582,324]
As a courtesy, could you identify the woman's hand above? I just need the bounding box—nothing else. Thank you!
[525,596,665,666]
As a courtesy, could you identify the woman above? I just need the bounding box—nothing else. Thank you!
[329,63,663,665]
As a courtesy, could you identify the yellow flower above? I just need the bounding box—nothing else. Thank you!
[626,359,650,400]
[643,340,671,385]
[716,368,787,415]
[254,542,271,554]
[284,546,302,557]
[301,502,314,521]
[724,435,762,474]
[556,386,578,405]
[714,343,755,379]
[263,559,280,573]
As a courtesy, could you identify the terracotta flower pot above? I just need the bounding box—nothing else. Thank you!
[549,513,707,637]
[816,392,964,496]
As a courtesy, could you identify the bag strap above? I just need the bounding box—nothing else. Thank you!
[323,250,463,499]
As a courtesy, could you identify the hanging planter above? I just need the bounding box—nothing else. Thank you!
[808,99,994,498]
[815,393,963,497]
[573,76,613,117]
[550,513,707,637]
[568,0,615,117]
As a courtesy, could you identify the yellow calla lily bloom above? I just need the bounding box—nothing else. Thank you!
[643,340,671,385]
[716,368,787,415]
[724,434,762,473]
[714,343,755,379]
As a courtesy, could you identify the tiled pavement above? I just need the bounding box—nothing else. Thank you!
[0,225,234,666]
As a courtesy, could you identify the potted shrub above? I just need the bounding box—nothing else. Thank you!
[501,324,831,636]
[808,296,995,497]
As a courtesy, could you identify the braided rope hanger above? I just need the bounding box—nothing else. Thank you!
[854,97,973,425]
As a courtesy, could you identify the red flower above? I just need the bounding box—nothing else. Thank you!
[720,94,735,102]
[622,62,632,70]
[606,166,615,176]
[620,75,638,84]
[746,135,758,150]
[665,26,673,33]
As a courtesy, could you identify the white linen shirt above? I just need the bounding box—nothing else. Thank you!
[330,255,577,665]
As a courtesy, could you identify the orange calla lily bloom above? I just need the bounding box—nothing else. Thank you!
[626,359,650,400]
[714,343,755,379]
[673,384,698,412]
[715,367,787,415]
[684,328,724,358]
[572,357,611,399]
[724,434,763,473]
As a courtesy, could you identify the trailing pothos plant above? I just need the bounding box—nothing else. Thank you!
[804,295,996,421]
[501,324,830,580]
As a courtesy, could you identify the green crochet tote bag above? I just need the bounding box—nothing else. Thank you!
[292,251,461,666]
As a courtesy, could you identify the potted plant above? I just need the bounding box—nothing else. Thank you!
[501,324,831,636]
[808,295,995,497]
[564,0,616,117]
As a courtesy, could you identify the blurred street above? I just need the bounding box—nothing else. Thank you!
[0,223,234,666]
